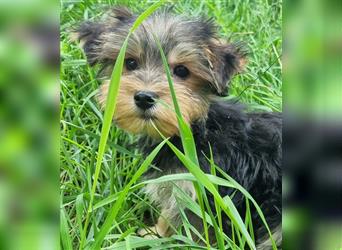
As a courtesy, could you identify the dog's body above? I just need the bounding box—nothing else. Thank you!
[74,6,282,249]
[141,101,282,248]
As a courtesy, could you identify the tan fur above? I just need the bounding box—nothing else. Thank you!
[257,225,282,250]
[144,179,196,219]
[139,176,197,237]
[98,73,209,138]
[75,7,248,240]
[137,210,173,238]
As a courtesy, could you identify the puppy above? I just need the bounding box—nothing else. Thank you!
[74,6,282,249]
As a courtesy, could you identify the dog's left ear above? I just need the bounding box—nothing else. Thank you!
[205,41,246,96]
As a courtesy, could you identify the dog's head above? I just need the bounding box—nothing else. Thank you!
[73,7,245,138]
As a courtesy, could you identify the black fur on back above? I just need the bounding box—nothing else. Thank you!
[139,100,282,242]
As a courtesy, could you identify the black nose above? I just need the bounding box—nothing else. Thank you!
[134,91,158,110]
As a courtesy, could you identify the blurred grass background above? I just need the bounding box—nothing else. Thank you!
[60,0,281,248]
[0,0,340,249]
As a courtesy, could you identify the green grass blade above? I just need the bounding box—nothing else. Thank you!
[76,194,85,238]
[79,35,129,250]
[151,123,255,249]
[152,33,199,165]
[140,168,275,249]
[193,183,211,248]
[209,146,224,245]
[125,235,132,250]
[245,198,255,242]
[167,142,254,248]
[214,165,277,250]
[130,1,165,32]
[90,139,168,249]
[60,208,73,250]
[153,32,212,248]
[106,236,174,249]
[79,1,165,249]
[150,34,256,247]
[202,191,225,250]
[174,182,228,249]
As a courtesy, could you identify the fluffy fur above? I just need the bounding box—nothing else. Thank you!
[73,7,245,138]
[74,6,282,249]
[141,101,282,247]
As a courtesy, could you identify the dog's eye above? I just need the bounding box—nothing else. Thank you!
[173,65,190,78]
[125,58,138,71]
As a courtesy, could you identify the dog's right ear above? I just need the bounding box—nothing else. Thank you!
[70,21,105,66]
[70,7,134,66]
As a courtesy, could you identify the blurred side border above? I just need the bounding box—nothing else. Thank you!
[283,0,342,249]
[0,0,59,249]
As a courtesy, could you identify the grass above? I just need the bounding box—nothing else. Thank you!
[60,0,282,249]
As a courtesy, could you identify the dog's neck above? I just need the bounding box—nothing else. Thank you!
[137,117,207,147]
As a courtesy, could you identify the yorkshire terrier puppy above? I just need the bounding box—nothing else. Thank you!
[74,6,281,249]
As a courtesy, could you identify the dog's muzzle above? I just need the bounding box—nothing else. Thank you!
[134,91,159,110]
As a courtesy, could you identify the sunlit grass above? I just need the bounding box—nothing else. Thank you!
[60,0,281,249]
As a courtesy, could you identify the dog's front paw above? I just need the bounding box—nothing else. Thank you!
[137,215,170,238]
[137,227,159,239]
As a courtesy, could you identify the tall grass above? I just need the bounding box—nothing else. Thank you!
[153,33,275,249]
[61,0,281,249]
[79,2,165,249]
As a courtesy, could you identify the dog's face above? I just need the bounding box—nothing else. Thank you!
[75,7,245,138]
